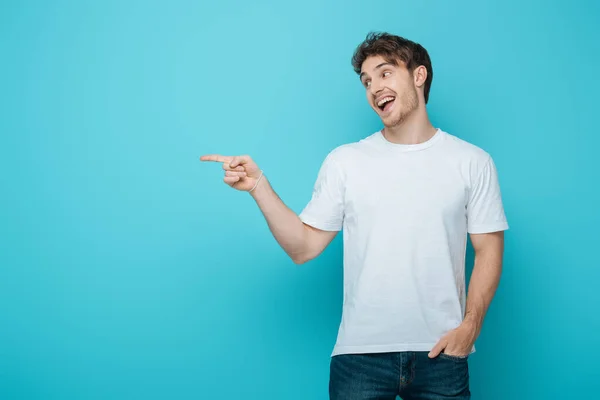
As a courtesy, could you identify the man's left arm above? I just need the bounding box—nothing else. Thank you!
[429,230,505,358]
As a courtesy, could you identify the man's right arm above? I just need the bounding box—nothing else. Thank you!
[200,153,338,264]
[250,175,338,264]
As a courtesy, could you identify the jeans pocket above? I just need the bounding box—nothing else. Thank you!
[438,352,469,362]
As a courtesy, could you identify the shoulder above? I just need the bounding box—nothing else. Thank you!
[441,131,492,163]
[312,134,379,182]
[439,130,501,187]
[323,132,381,165]
[441,130,496,175]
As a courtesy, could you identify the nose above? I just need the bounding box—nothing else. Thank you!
[369,79,384,96]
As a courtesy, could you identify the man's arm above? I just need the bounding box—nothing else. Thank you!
[463,231,505,336]
[249,175,338,264]
[200,154,337,264]
[429,230,504,357]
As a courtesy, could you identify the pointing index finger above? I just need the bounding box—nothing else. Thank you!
[200,154,232,163]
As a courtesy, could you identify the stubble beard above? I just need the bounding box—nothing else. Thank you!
[383,87,419,128]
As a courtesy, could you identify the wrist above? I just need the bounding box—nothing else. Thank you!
[249,173,268,198]
[462,315,481,335]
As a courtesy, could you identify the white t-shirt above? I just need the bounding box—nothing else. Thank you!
[299,128,509,357]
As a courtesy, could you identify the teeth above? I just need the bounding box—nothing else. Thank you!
[377,96,395,107]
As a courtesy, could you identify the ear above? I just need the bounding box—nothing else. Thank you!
[413,65,428,88]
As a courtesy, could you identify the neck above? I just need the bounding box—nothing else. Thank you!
[382,106,437,144]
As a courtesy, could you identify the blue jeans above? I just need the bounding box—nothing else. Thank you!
[329,351,470,400]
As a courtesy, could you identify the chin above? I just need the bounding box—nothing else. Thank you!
[381,112,402,126]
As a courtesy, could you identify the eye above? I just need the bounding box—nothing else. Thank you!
[363,80,371,88]
[382,71,391,78]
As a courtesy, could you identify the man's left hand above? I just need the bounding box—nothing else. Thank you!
[428,321,479,358]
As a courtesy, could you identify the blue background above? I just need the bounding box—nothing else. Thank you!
[1,0,599,399]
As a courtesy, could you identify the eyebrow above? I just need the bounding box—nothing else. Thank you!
[359,62,394,80]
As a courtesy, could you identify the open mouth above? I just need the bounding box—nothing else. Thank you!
[377,96,396,113]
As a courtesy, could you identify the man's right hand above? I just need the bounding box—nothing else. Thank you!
[200,154,262,192]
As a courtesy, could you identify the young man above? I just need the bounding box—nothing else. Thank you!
[201,32,508,400]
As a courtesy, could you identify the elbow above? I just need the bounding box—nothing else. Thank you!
[289,226,320,265]
[290,251,313,265]
[291,254,309,265]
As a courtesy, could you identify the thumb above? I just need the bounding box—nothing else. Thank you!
[428,339,447,358]
[230,155,251,168]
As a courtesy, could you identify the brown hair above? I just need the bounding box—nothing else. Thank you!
[351,32,433,103]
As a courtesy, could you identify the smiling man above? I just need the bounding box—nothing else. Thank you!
[201,32,508,399]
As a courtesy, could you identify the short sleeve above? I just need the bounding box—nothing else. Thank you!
[298,152,345,231]
[467,156,509,234]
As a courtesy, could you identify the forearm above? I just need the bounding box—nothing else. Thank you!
[463,246,503,335]
[249,176,308,261]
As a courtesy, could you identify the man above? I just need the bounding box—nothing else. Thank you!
[201,32,508,400]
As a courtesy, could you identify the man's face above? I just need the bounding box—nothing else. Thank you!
[359,55,419,127]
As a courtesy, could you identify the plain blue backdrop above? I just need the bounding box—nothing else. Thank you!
[1,0,599,399]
